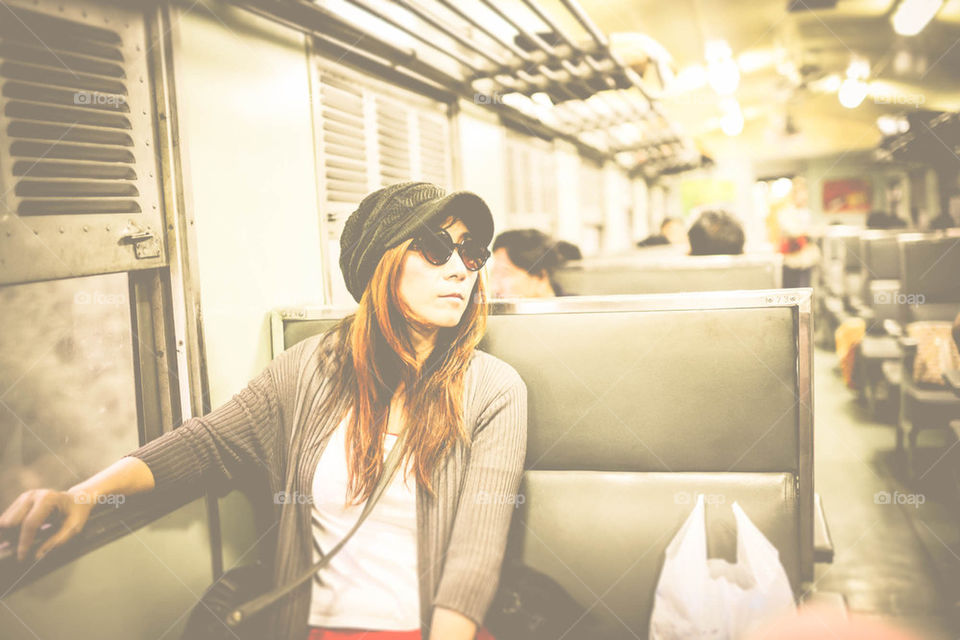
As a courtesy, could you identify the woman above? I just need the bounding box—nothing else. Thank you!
[0,182,528,640]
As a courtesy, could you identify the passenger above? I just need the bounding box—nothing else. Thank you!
[0,182,527,640]
[866,210,908,230]
[929,210,958,230]
[489,229,578,298]
[555,239,583,261]
[687,209,746,256]
[636,217,685,247]
[778,206,821,288]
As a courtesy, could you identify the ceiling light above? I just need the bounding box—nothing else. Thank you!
[530,92,553,108]
[891,0,943,36]
[771,177,793,199]
[878,115,911,135]
[720,98,744,136]
[877,115,899,136]
[705,39,740,96]
[838,78,868,108]
[846,58,870,80]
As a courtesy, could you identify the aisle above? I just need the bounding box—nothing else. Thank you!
[812,347,959,639]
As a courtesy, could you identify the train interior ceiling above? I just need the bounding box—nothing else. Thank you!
[1,0,960,638]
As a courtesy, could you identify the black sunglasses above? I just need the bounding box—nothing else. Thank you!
[411,228,490,271]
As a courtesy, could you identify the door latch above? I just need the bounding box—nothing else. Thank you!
[119,224,161,259]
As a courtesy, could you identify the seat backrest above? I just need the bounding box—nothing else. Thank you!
[860,231,902,281]
[898,231,960,323]
[859,231,903,311]
[553,254,782,295]
[820,226,860,296]
[274,290,814,637]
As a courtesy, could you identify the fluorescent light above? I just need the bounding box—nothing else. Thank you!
[705,40,739,96]
[838,78,868,108]
[720,98,744,136]
[878,115,911,135]
[530,92,553,108]
[771,178,793,199]
[846,58,870,80]
[708,58,740,95]
[892,0,943,36]
[877,115,899,136]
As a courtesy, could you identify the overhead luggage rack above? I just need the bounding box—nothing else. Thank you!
[235,0,702,175]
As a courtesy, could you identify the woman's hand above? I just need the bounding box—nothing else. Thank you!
[0,488,94,562]
[429,606,478,640]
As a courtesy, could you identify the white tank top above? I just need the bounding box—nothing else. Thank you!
[308,412,420,630]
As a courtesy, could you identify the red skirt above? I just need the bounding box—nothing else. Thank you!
[308,626,496,639]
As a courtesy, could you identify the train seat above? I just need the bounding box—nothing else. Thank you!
[892,232,960,474]
[552,253,782,296]
[275,289,829,637]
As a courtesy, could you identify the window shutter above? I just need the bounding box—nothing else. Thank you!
[504,133,557,231]
[417,110,449,187]
[579,160,604,225]
[316,68,368,239]
[0,0,164,285]
[313,57,453,305]
[314,59,452,231]
[375,95,411,186]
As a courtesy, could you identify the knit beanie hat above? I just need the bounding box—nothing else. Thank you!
[339,182,494,303]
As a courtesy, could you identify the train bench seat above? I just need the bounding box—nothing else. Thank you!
[275,288,835,638]
[552,253,783,296]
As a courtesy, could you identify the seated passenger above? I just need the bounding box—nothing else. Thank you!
[0,181,525,640]
[490,229,578,298]
[929,210,958,230]
[866,210,908,230]
[687,209,745,256]
[637,217,685,248]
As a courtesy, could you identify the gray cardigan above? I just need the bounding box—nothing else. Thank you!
[127,330,527,640]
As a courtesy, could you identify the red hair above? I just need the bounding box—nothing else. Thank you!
[327,236,488,504]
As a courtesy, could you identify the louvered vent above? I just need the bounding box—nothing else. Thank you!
[318,70,367,225]
[313,58,453,255]
[505,135,557,230]
[418,111,449,186]
[375,96,410,186]
[1,7,141,216]
[579,161,604,224]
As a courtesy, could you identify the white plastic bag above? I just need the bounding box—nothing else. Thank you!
[649,494,796,640]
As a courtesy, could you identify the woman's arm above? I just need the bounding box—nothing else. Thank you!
[1,337,313,562]
[125,338,310,494]
[431,369,528,629]
[429,606,477,640]
[0,456,155,561]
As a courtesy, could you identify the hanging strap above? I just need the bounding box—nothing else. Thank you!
[226,430,409,627]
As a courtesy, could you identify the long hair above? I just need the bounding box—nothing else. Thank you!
[327,237,488,504]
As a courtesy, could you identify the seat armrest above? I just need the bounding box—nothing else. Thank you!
[898,336,918,353]
[813,493,834,563]
[899,336,918,371]
[943,369,960,397]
